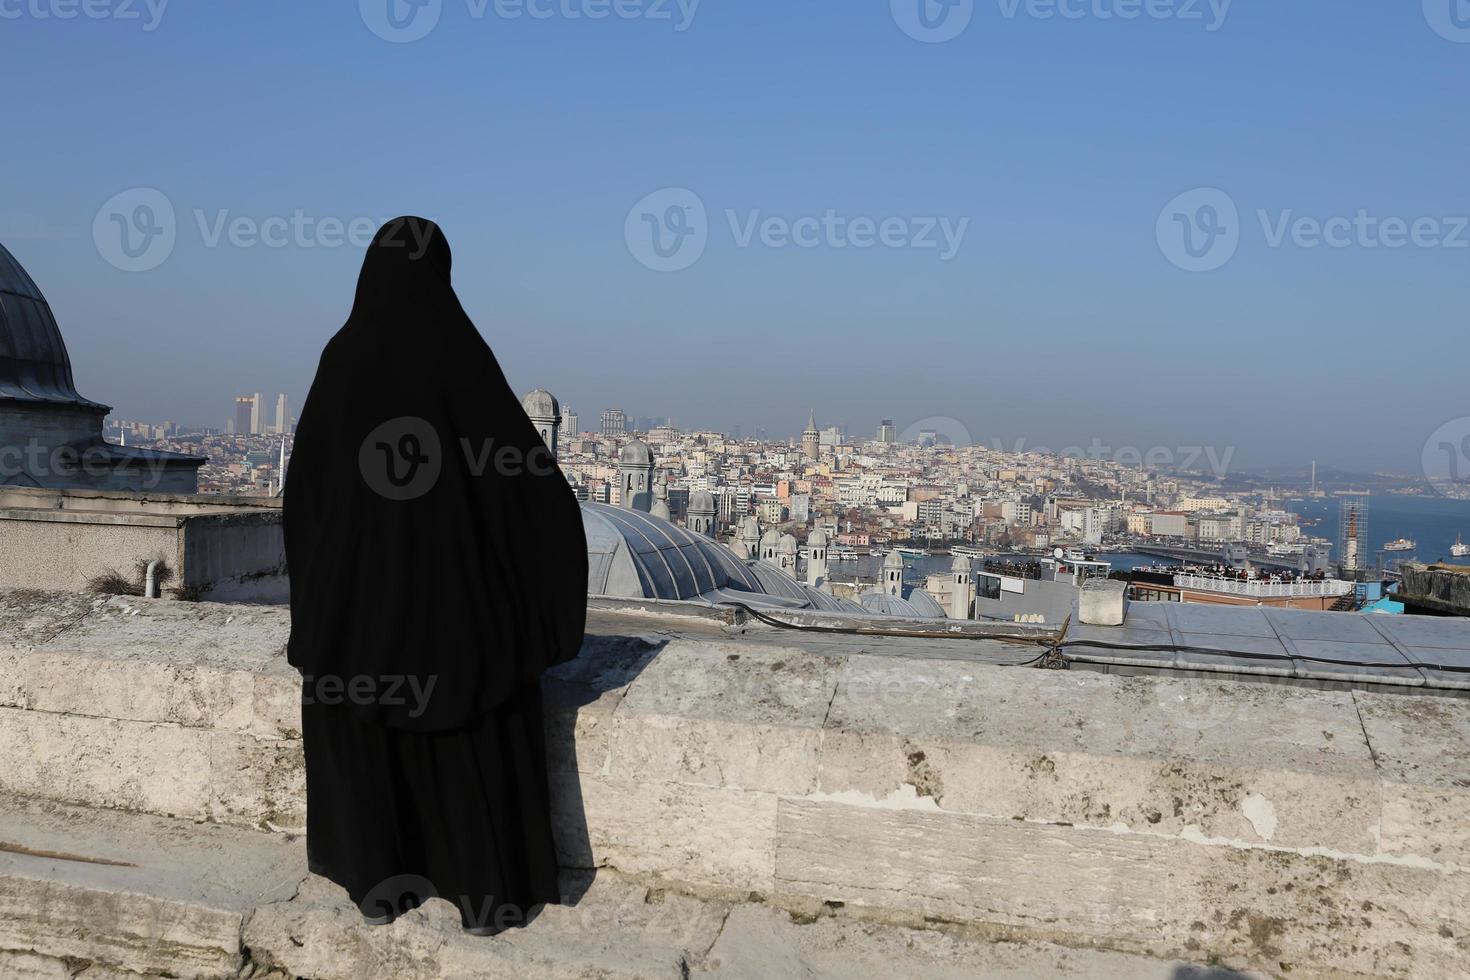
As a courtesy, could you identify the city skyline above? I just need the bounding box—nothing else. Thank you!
[5,2,1465,474]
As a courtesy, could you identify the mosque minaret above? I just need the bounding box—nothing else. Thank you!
[883,549,904,597]
[686,489,716,537]
[805,527,828,588]
[950,555,973,620]
[521,388,561,459]
[617,438,655,511]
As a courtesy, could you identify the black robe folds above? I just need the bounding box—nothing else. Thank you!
[283,217,588,930]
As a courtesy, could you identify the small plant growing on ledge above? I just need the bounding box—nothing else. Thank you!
[85,556,177,598]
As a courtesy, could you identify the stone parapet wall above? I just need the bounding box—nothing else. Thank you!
[1,589,1467,977]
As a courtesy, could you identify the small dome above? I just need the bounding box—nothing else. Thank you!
[759,528,782,549]
[690,489,716,513]
[808,528,828,547]
[0,241,106,409]
[884,550,905,568]
[740,516,762,541]
[619,439,652,466]
[521,388,559,419]
[778,533,798,554]
[951,554,972,572]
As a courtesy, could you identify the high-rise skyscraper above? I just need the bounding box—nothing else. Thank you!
[234,396,255,438]
[250,392,263,434]
[878,419,897,443]
[561,405,579,437]
[274,393,289,435]
[601,408,627,438]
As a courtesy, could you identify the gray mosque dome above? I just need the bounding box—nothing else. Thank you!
[0,242,106,409]
[521,388,559,419]
[808,527,827,547]
[905,588,948,618]
[580,503,873,617]
[583,502,763,601]
[859,588,947,619]
[0,241,203,491]
[689,489,716,513]
[778,533,798,555]
[759,528,782,551]
[619,439,653,467]
[884,550,905,569]
[749,561,867,614]
[952,554,972,572]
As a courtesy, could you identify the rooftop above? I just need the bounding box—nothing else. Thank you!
[0,241,105,409]
[0,588,1466,977]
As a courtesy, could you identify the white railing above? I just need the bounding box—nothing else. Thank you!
[1173,575,1354,598]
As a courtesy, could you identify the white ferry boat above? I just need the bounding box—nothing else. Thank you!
[897,546,930,559]
[1384,538,1416,553]
[1453,533,1469,558]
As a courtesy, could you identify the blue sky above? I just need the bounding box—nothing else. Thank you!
[3,0,1467,472]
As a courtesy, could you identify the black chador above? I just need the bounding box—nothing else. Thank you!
[284,217,587,933]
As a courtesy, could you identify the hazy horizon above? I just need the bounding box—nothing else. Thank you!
[5,1,1466,475]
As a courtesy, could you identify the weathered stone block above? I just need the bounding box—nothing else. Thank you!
[555,772,778,892]
[772,796,1470,977]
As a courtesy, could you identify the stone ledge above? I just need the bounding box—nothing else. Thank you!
[0,795,1251,980]
[3,591,1470,976]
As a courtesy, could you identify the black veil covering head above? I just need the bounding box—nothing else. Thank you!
[284,217,588,732]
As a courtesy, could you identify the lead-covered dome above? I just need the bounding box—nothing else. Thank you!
[619,438,653,467]
[0,242,106,409]
[521,388,559,419]
[689,489,716,513]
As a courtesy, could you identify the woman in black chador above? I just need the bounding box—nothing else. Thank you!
[284,217,587,934]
